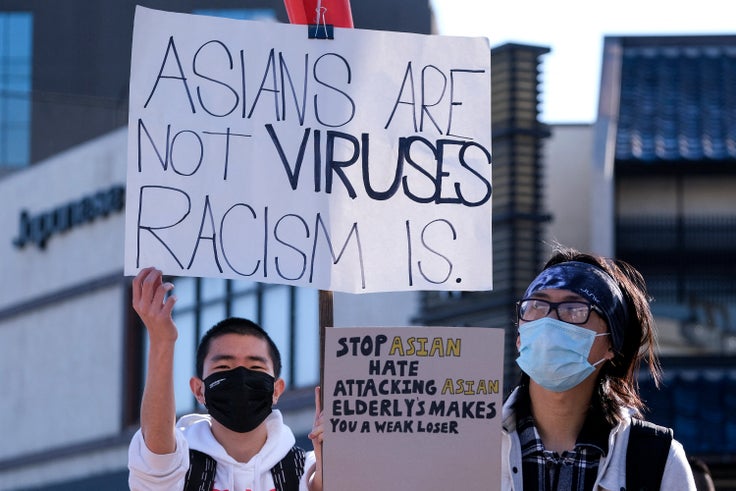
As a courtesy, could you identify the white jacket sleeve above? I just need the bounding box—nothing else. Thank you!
[128,428,189,491]
[660,439,697,491]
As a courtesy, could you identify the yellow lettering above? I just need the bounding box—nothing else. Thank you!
[439,378,501,395]
[488,379,499,394]
[441,378,455,394]
[416,337,429,356]
[405,337,416,355]
[455,379,465,394]
[387,337,463,358]
[429,337,444,357]
[464,379,476,395]
[446,338,461,357]
[477,380,488,395]
[389,336,404,356]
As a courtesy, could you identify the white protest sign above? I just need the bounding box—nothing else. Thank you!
[125,7,492,293]
[323,326,504,490]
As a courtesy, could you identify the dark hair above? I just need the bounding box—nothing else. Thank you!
[533,245,662,424]
[688,456,715,491]
[195,317,282,380]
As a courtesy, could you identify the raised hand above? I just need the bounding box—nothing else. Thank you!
[133,267,178,454]
[132,267,178,344]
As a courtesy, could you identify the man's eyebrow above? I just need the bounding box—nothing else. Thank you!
[209,354,235,363]
[209,353,269,365]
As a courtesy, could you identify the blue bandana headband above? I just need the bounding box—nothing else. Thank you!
[523,261,628,352]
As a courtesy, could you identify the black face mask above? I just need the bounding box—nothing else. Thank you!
[203,366,275,433]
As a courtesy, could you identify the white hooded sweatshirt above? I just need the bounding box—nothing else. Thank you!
[128,410,316,491]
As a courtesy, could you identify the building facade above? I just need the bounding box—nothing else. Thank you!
[546,34,736,488]
[601,35,736,487]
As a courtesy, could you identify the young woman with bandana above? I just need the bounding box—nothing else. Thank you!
[501,247,696,490]
[128,267,324,491]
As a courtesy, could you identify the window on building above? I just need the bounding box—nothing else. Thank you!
[143,278,320,416]
[0,12,32,168]
[617,215,736,355]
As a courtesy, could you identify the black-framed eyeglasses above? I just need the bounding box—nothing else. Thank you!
[517,298,604,325]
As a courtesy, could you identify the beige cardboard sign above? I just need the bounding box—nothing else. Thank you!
[323,326,504,490]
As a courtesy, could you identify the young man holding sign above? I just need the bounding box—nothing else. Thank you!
[128,267,324,491]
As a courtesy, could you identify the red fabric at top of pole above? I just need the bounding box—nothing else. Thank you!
[283,0,354,28]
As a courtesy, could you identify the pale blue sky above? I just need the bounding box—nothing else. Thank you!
[430,0,735,123]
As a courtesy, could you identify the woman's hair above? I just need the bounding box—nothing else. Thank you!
[539,245,661,423]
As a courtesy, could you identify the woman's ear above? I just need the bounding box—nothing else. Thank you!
[605,346,615,361]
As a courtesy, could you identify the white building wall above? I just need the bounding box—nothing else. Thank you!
[0,131,126,305]
[542,123,595,252]
[2,291,125,457]
[0,129,129,489]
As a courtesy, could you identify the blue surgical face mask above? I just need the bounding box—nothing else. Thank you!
[516,317,610,392]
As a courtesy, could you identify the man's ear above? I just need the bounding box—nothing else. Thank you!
[273,377,286,405]
[190,376,206,406]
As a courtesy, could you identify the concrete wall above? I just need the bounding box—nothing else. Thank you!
[542,123,595,252]
[0,129,129,489]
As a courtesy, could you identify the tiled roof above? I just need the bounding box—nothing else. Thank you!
[615,37,736,162]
